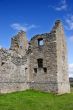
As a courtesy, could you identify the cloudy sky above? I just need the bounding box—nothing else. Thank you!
[0,0,73,77]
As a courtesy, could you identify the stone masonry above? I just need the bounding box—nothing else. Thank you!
[0,20,70,94]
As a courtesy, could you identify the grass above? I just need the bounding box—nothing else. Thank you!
[0,89,73,110]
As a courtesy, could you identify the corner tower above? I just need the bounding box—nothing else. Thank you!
[52,20,70,93]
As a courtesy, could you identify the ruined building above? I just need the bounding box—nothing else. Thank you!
[0,20,70,94]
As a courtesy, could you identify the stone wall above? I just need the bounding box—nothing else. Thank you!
[28,32,58,92]
[0,20,70,94]
[10,31,28,56]
[0,31,29,93]
[28,20,70,94]
[54,20,70,93]
[0,49,29,93]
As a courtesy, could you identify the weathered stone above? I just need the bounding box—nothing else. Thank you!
[0,20,70,94]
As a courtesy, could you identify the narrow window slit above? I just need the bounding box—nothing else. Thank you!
[37,58,43,68]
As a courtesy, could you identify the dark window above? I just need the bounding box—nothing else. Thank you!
[25,67,27,70]
[37,58,43,68]
[25,68,27,72]
[34,68,37,73]
[1,62,5,66]
[43,67,47,73]
[38,38,44,46]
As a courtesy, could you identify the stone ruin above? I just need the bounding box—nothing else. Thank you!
[0,20,70,94]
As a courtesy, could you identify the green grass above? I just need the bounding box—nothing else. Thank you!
[0,89,73,110]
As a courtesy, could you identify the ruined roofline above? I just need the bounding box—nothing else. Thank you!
[11,30,26,39]
[0,45,9,51]
[30,33,50,41]
[0,20,62,50]
[30,20,62,41]
[51,20,62,32]
[11,20,62,41]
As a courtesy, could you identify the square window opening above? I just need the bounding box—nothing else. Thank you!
[38,38,44,46]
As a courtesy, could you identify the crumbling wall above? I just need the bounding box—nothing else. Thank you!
[0,48,29,93]
[0,20,70,94]
[10,31,28,56]
[28,20,70,94]
[28,33,58,93]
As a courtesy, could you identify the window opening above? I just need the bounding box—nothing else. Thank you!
[38,38,44,46]
[43,67,47,73]
[34,68,37,73]
[37,58,43,68]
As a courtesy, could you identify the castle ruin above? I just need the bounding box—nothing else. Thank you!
[0,20,70,94]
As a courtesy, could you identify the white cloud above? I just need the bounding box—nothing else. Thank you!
[27,24,37,30]
[65,15,73,30]
[55,0,67,11]
[49,0,67,11]
[11,23,38,31]
[69,64,73,77]
[11,23,27,31]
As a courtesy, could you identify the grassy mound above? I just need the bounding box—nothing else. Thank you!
[0,89,73,110]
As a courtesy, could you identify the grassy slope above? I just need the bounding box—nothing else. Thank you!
[0,90,73,110]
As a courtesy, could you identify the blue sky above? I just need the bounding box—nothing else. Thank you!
[0,0,73,76]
